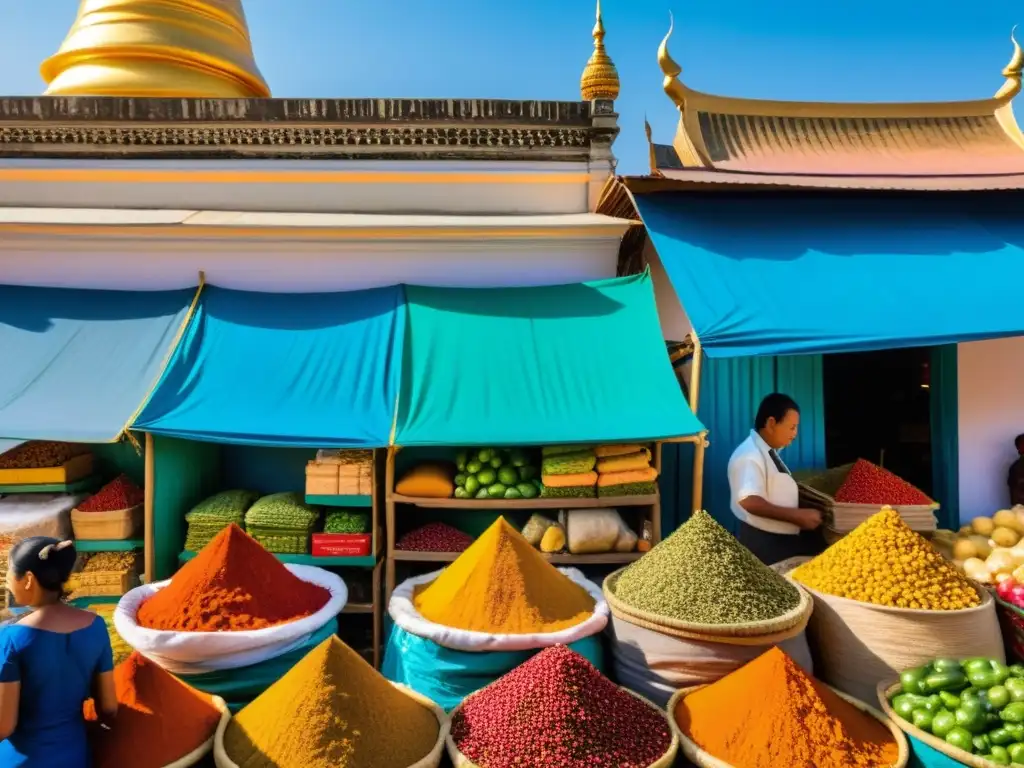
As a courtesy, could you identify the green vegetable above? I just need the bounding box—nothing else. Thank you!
[893,694,926,719]
[989,745,1011,765]
[455,451,468,471]
[1007,678,1024,702]
[901,667,929,695]
[955,701,988,734]
[990,727,1016,746]
[518,465,538,482]
[974,734,992,753]
[476,468,497,486]
[933,659,964,673]
[454,473,467,487]
[508,450,528,468]
[477,449,494,463]
[454,487,470,499]
[497,467,519,486]
[939,691,962,709]
[1001,702,1024,724]
[490,457,503,469]
[1008,742,1024,763]
[926,671,969,694]
[946,726,975,752]
[967,660,1011,690]
[932,709,957,737]
[486,483,507,498]
[516,482,539,499]
[1009,664,1024,678]
[990,685,1012,710]
[475,487,490,499]
[465,475,481,495]
[504,487,522,499]
[912,709,935,731]
[466,460,483,474]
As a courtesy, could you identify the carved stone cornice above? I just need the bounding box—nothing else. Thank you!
[0,97,610,161]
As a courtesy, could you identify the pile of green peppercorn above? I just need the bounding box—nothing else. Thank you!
[891,658,1024,764]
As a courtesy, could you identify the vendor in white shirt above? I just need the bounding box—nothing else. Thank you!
[727,393,824,565]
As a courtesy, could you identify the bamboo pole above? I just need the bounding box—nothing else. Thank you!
[144,431,155,583]
[384,446,397,604]
[689,334,707,513]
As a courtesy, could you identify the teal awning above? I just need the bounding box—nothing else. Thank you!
[0,285,195,443]
[134,286,404,447]
[394,272,703,446]
[636,192,1024,357]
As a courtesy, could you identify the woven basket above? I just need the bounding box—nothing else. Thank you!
[446,686,678,768]
[669,684,908,768]
[798,464,938,533]
[71,505,143,540]
[791,572,1004,705]
[603,568,813,643]
[879,682,1004,768]
[213,683,448,768]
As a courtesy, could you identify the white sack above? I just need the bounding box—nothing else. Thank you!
[389,567,608,652]
[114,564,346,674]
[566,509,623,555]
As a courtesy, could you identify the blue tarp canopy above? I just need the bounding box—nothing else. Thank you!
[134,286,403,447]
[0,285,194,443]
[635,192,1024,357]
[394,272,704,446]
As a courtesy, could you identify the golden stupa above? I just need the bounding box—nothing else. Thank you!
[41,0,270,97]
[580,0,619,101]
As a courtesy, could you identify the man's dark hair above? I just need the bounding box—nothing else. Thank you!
[755,393,800,430]
[1016,434,1024,452]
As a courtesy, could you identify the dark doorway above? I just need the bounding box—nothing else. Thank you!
[822,347,933,496]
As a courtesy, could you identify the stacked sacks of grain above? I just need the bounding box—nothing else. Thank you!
[115,524,347,711]
[243,492,320,554]
[184,490,260,552]
[595,444,659,496]
[85,651,229,768]
[540,446,597,498]
[383,517,609,711]
[790,506,1004,705]
[216,635,447,768]
[448,645,678,768]
[604,510,814,707]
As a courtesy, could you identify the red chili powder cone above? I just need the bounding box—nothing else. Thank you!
[136,523,330,631]
[87,652,223,768]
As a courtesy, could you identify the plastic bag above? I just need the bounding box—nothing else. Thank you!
[115,564,347,674]
[566,509,623,554]
[613,517,638,552]
[383,623,605,712]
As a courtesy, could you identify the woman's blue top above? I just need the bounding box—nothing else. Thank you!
[0,615,113,767]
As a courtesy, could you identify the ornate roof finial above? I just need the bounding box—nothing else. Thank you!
[998,26,1024,100]
[644,116,660,175]
[580,0,620,101]
[658,13,687,109]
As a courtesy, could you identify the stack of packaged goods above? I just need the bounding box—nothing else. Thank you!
[790,507,1003,705]
[85,603,132,665]
[305,449,373,496]
[449,645,677,768]
[71,474,145,541]
[218,636,446,768]
[184,490,260,552]
[603,510,813,707]
[67,551,140,602]
[117,524,346,710]
[540,446,597,498]
[383,517,609,711]
[244,492,319,554]
[670,647,906,768]
[595,444,659,497]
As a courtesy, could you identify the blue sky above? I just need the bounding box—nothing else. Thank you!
[1,0,1020,173]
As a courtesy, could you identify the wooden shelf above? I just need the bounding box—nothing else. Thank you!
[0,475,103,494]
[390,493,658,510]
[391,550,642,565]
[75,539,143,553]
[343,602,374,614]
[179,551,377,568]
[306,494,373,508]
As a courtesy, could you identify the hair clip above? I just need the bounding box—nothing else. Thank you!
[38,545,53,560]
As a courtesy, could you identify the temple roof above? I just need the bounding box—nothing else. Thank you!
[645,22,1024,190]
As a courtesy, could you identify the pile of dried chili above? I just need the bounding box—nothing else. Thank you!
[78,475,144,512]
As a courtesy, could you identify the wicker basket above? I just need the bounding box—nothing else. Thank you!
[71,504,142,540]
[879,682,1003,768]
[447,686,678,768]
[799,464,938,533]
[670,684,908,768]
[603,567,813,643]
[213,683,448,768]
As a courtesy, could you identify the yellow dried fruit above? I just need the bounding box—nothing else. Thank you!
[792,508,981,611]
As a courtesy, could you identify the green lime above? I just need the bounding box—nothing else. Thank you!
[464,475,481,495]
[487,483,507,498]
[454,473,467,487]
[945,726,974,753]
[504,486,522,499]
[476,469,497,486]
[466,460,482,474]
[498,467,519,485]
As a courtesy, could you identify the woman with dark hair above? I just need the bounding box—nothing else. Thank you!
[0,536,117,766]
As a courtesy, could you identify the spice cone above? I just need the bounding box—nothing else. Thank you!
[86,651,222,768]
[136,523,330,631]
[412,516,595,634]
[223,635,439,768]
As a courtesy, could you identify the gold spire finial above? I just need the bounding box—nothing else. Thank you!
[997,26,1024,100]
[644,116,659,175]
[580,0,620,101]
[658,13,687,110]
[41,0,270,98]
